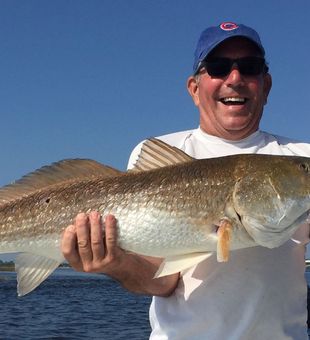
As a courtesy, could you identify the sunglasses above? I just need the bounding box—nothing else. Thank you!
[198,56,268,77]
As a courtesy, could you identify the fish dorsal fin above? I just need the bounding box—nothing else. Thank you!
[0,159,122,203]
[131,138,193,172]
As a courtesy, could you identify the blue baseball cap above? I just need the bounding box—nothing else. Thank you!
[193,22,265,74]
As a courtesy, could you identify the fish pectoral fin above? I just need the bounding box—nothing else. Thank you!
[154,253,213,278]
[15,253,61,297]
[216,219,232,262]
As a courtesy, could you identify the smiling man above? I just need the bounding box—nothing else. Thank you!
[62,22,310,339]
[188,34,271,141]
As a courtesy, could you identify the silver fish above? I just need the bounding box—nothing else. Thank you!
[1,138,310,296]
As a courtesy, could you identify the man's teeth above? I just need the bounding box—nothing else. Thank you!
[221,97,246,104]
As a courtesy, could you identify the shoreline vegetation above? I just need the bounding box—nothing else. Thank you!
[0,260,70,272]
[0,260,15,272]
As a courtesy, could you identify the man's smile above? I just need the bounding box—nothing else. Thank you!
[219,97,248,105]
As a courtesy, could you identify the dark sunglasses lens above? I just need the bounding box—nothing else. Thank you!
[206,59,232,77]
[204,57,266,77]
[238,57,265,75]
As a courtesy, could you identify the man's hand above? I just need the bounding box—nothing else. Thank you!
[61,211,125,274]
[61,211,180,296]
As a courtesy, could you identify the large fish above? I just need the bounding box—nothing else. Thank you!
[1,139,310,296]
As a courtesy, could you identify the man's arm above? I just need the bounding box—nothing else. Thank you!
[61,211,180,296]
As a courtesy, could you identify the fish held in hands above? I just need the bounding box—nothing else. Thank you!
[1,138,310,296]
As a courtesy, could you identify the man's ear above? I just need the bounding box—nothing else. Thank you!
[263,73,272,105]
[187,76,200,106]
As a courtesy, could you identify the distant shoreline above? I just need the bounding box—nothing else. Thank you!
[0,265,14,272]
[0,261,14,271]
[0,262,70,272]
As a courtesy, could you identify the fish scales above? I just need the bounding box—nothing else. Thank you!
[0,154,304,244]
[1,138,310,296]
[0,159,235,251]
[0,155,297,242]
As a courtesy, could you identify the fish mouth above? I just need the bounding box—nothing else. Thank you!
[219,97,248,106]
[242,210,310,249]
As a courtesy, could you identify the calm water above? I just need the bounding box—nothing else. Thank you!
[1,269,310,339]
[0,268,151,339]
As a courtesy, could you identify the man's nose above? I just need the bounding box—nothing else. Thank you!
[225,64,245,86]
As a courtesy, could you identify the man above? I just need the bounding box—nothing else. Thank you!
[62,22,310,339]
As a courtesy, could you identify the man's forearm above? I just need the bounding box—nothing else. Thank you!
[108,253,180,297]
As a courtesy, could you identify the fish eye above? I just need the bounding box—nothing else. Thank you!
[299,163,310,173]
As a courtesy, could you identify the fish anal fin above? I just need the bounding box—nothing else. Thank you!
[15,253,61,296]
[154,253,213,278]
[130,138,194,172]
[0,159,122,203]
[216,219,232,262]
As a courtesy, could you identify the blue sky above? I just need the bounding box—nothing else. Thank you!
[1,0,310,259]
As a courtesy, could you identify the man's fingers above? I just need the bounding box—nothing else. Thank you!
[104,214,118,257]
[62,212,120,273]
[89,211,105,261]
[61,224,82,270]
[75,212,93,264]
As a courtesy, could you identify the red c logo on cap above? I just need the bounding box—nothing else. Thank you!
[220,22,239,31]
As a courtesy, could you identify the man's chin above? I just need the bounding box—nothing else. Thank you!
[223,122,259,140]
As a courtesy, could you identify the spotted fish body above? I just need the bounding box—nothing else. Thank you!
[1,139,310,296]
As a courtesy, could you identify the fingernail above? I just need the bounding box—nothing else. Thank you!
[67,225,76,233]
[89,211,100,220]
[105,214,115,223]
[76,212,86,219]
[75,212,88,223]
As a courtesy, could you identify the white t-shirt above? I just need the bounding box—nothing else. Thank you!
[128,128,310,340]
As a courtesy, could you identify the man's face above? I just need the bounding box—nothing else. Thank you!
[187,37,272,140]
